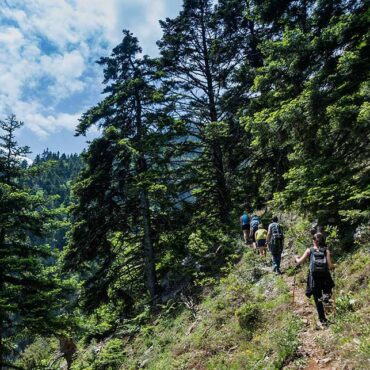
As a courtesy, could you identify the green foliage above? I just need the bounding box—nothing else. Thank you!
[271,318,302,369]
[0,115,72,367]
[93,339,126,370]
[26,149,84,249]
[64,30,188,312]
[335,293,356,315]
[240,0,370,237]
[5,1,370,368]
[17,337,56,370]
[235,303,260,332]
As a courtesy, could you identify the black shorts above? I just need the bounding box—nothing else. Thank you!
[242,224,250,231]
[257,239,266,248]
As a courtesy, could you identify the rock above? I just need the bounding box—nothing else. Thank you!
[143,345,153,357]
[320,357,332,364]
[139,358,149,368]
[186,321,197,335]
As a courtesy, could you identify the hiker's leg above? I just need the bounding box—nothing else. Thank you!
[277,253,282,270]
[313,291,326,322]
[272,254,278,272]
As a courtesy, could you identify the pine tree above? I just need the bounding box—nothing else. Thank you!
[157,0,251,224]
[65,31,184,310]
[0,115,66,369]
[242,0,370,236]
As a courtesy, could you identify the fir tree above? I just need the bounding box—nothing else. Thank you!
[0,115,67,369]
[65,31,184,311]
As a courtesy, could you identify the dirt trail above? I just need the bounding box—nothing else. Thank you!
[284,274,340,370]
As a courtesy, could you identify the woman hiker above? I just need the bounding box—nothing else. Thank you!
[295,233,335,326]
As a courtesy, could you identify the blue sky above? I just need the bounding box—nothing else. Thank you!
[0,0,182,157]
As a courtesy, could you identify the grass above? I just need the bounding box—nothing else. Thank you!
[69,225,370,370]
[93,246,302,370]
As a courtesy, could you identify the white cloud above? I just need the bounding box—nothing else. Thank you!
[0,0,181,141]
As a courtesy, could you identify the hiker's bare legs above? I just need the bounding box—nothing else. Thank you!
[243,229,248,243]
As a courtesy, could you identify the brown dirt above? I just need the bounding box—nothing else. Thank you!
[283,274,342,370]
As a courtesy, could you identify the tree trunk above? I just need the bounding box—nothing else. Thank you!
[211,144,231,224]
[134,88,158,300]
[0,228,4,370]
[0,323,3,370]
[139,182,158,299]
[200,2,231,224]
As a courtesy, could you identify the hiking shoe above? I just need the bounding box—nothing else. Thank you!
[316,320,328,329]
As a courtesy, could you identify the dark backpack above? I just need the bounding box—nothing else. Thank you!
[309,247,328,275]
[270,222,283,241]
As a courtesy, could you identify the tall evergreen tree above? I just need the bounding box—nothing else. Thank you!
[158,0,254,224]
[65,31,184,310]
[242,0,370,235]
[0,115,65,369]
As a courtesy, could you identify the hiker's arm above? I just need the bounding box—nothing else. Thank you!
[295,248,310,265]
[326,250,334,270]
[266,226,271,242]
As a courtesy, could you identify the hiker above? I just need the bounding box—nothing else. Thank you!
[240,209,250,244]
[255,223,267,257]
[311,224,327,244]
[250,214,261,249]
[267,216,284,274]
[295,233,335,326]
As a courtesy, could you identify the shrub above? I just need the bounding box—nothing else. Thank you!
[94,338,125,370]
[17,337,56,370]
[235,303,260,332]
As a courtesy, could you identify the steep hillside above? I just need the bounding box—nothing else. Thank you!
[38,222,367,370]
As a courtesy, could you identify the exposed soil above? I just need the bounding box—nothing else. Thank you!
[284,273,341,370]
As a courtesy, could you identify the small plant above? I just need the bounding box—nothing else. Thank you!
[335,293,356,314]
[17,337,57,370]
[273,318,301,368]
[235,303,260,332]
[93,338,126,370]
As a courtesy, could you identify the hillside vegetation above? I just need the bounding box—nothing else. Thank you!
[70,221,369,370]
[0,0,369,369]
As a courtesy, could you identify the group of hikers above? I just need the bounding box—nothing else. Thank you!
[240,209,335,326]
[240,210,284,274]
